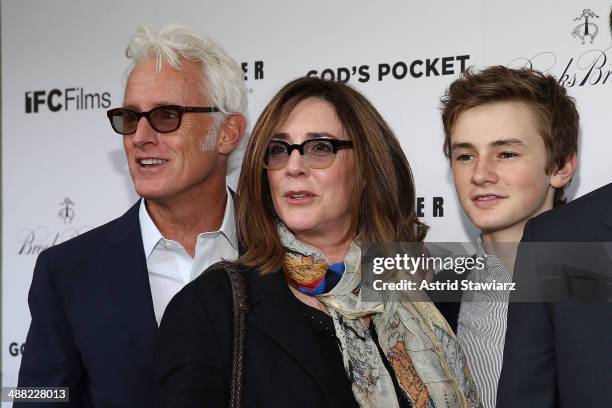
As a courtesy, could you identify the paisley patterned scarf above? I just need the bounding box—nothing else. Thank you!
[284,248,345,295]
[280,224,482,408]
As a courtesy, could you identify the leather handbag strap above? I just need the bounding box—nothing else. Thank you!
[224,262,249,408]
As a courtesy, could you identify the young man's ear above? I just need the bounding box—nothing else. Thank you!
[217,114,247,155]
[550,153,577,188]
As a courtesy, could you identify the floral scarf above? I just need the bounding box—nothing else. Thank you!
[279,224,482,408]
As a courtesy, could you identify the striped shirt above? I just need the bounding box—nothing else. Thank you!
[457,239,512,408]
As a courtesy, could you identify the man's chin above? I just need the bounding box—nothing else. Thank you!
[471,217,511,235]
[135,188,172,203]
[477,218,528,237]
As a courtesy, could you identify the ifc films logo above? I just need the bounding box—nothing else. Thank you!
[25,87,111,113]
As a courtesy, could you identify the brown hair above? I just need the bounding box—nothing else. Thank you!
[237,77,428,275]
[441,65,579,207]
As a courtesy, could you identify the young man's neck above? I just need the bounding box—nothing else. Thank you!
[480,223,525,273]
[480,193,556,272]
[481,222,524,245]
[145,179,228,258]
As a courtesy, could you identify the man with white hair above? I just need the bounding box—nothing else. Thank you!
[17,24,247,407]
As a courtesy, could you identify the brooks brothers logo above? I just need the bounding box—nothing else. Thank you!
[508,8,610,88]
[306,55,471,83]
[58,198,75,224]
[572,9,599,44]
[18,198,91,256]
[25,87,111,114]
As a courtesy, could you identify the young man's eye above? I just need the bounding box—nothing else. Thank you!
[454,154,473,161]
[499,152,518,159]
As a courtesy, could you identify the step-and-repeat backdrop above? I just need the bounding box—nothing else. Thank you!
[2,0,611,387]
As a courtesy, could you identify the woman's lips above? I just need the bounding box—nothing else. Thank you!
[284,190,316,205]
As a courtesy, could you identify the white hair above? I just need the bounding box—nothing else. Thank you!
[201,116,224,151]
[125,24,248,173]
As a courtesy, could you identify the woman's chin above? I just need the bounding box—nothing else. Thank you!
[282,222,317,237]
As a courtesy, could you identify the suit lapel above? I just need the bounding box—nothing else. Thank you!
[247,270,345,407]
[105,201,157,371]
[597,183,612,232]
[602,206,612,233]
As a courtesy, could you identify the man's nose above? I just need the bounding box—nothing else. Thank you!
[471,156,499,185]
[130,117,159,146]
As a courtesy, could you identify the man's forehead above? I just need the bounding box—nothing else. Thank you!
[123,58,207,106]
[127,58,201,84]
[451,102,540,142]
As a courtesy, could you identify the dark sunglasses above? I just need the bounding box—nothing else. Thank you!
[106,105,220,135]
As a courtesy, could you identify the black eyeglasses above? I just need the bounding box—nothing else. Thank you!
[106,105,220,135]
[264,138,354,170]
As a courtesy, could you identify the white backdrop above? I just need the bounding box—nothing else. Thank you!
[2,0,611,388]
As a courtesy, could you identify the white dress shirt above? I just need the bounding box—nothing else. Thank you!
[139,188,238,325]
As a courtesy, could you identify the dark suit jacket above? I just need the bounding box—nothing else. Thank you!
[17,201,158,407]
[155,265,355,408]
[497,182,612,407]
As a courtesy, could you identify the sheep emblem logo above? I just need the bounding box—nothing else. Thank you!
[58,197,75,224]
[572,9,599,44]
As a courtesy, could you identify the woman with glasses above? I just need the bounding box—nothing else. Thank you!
[155,77,481,408]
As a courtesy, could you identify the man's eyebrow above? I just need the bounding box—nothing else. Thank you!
[450,142,474,151]
[120,101,175,110]
[451,139,527,151]
[490,138,526,147]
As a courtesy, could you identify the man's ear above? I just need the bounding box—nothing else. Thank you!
[217,114,247,155]
[550,153,577,188]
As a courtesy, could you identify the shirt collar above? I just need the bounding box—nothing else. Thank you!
[138,186,238,259]
[475,235,511,282]
[217,186,238,251]
[476,236,490,259]
[139,199,163,259]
